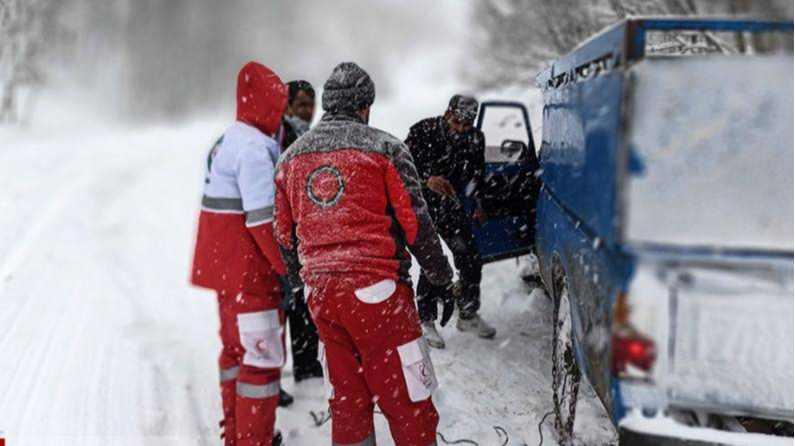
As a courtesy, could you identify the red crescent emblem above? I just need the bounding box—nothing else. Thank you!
[419,362,432,385]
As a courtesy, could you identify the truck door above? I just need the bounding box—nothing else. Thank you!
[471,101,539,263]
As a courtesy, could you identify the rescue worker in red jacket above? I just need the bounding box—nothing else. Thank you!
[274,62,454,446]
[191,61,288,446]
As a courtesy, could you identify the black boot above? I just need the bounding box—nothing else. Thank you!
[278,389,294,408]
[294,364,324,383]
[273,430,283,445]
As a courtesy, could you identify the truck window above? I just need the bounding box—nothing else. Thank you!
[480,106,530,164]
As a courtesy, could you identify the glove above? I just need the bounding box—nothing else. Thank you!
[439,282,460,327]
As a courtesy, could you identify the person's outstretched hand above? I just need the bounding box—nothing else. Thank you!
[472,208,488,227]
[427,176,456,198]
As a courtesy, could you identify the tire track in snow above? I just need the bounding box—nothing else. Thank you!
[0,179,107,438]
[0,175,91,296]
[0,126,223,445]
[2,268,94,437]
[0,173,95,418]
[87,150,214,445]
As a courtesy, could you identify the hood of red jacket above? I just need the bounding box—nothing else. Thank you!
[236,62,288,137]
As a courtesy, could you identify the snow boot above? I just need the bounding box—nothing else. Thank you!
[422,321,446,349]
[457,313,497,339]
[294,366,324,383]
[273,430,283,446]
[278,388,294,408]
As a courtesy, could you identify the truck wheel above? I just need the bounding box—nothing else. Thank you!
[552,274,581,445]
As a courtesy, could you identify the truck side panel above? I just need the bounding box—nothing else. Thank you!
[536,71,632,417]
[539,72,624,248]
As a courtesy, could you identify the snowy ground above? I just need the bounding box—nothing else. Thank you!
[0,122,616,446]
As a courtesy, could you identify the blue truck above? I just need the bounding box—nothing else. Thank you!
[472,18,794,446]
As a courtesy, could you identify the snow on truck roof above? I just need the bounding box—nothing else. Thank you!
[536,17,794,89]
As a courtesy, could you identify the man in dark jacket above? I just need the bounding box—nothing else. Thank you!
[405,95,496,349]
[275,62,452,446]
[278,80,325,390]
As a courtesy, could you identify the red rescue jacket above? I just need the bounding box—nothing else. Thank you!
[274,112,453,291]
[191,62,288,294]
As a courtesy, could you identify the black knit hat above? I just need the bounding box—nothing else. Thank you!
[448,94,479,124]
[322,62,376,113]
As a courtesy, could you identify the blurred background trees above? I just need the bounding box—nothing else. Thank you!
[0,0,792,126]
[2,0,453,125]
[469,0,794,89]
[0,0,70,124]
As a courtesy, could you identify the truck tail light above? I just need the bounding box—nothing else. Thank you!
[613,336,656,375]
[612,293,657,380]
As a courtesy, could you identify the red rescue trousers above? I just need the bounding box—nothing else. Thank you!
[217,289,284,446]
[307,275,440,446]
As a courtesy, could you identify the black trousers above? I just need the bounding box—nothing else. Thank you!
[417,205,483,322]
[286,289,323,381]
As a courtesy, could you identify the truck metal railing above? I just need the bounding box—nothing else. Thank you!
[538,18,794,92]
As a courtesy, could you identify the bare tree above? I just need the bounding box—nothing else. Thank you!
[469,0,793,89]
[0,0,70,125]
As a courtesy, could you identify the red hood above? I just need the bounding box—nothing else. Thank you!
[236,62,288,137]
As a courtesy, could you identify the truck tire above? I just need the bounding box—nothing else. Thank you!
[552,268,582,445]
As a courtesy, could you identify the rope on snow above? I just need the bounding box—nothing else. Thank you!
[493,426,510,446]
[310,410,533,446]
[536,410,555,446]
[310,410,332,427]
[436,432,479,446]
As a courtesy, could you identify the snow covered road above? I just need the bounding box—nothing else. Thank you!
[0,124,616,446]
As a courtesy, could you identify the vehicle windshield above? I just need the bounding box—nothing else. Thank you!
[623,55,794,252]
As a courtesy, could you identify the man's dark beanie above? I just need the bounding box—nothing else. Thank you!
[322,62,376,113]
[448,94,479,124]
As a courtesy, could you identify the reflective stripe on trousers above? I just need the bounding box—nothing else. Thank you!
[236,381,280,399]
[220,365,240,382]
